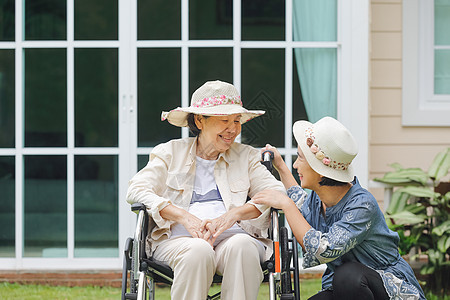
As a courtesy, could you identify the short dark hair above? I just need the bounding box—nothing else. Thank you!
[187,113,209,136]
[318,177,348,186]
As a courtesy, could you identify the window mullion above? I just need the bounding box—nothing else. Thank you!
[14,0,24,264]
[67,0,75,260]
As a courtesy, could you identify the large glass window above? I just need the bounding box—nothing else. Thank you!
[434,0,450,94]
[75,155,118,257]
[25,0,66,40]
[138,0,181,40]
[241,49,285,147]
[0,156,15,257]
[403,0,450,125]
[189,0,233,40]
[0,0,362,271]
[74,0,118,40]
[0,49,15,148]
[24,155,67,257]
[189,48,233,95]
[242,0,285,41]
[0,0,14,41]
[138,48,181,147]
[25,48,67,147]
[75,48,118,147]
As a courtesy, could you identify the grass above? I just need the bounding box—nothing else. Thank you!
[0,278,322,299]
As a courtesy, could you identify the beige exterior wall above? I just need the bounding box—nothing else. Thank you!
[369,0,450,207]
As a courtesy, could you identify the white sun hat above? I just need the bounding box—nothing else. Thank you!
[161,80,265,127]
[293,116,358,183]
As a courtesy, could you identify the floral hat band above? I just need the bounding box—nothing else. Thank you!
[192,95,242,108]
[305,127,351,171]
[161,80,265,127]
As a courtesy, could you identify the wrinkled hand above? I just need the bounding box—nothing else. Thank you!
[203,210,239,246]
[179,213,213,241]
[252,189,291,210]
[261,144,286,171]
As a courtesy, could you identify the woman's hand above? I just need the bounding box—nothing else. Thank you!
[261,144,299,190]
[205,210,239,245]
[160,205,212,241]
[261,144,286,172]
[178,212,210,239]
[252,189,293,210]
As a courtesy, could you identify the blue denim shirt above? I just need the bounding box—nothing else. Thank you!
[288,177,425,299]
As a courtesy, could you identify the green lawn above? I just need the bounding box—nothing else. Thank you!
[0,278,322,299]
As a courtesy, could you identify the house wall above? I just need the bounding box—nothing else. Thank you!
[369,0,450,207]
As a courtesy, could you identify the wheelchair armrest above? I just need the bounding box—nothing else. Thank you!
[131,202,146,213]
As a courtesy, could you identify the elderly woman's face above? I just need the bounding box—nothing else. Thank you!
[196,114,242,156]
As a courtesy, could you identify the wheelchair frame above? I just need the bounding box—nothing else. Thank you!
[122,152,301,300]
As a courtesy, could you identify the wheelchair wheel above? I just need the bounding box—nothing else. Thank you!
[122,237,133,300]
[137,271,148,300]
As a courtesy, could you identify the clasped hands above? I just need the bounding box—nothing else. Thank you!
[181,211,237,247]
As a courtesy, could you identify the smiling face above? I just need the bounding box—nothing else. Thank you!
[195,114,242,159]
[293,146,322,190]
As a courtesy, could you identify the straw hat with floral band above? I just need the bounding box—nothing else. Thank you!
[161,80,265,127]
[293,116,358,183]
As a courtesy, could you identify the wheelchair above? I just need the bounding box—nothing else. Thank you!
[121,151,301,300]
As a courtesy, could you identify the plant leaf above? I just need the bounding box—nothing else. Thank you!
[420,264,435,275]
[374,168,429,186]
[389,163,404,171]
[386,191,410,215]
[428,148,450,181]
[437,235,450,253]
[397,186,440,199]
[385,211,427,225]
[405,204,426,215]
[432,220,450,236]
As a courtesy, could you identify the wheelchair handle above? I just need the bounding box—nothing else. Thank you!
[261,150,274,172]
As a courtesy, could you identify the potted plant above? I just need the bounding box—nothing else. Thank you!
[374,148,450,296]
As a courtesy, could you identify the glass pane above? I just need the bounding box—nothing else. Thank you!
[190,0,232,40]
[293,48,337,122]
[242,0,285,41]
[435,50,450,94]
[138,0,181,40]
[75,48,118,147]
[138,155,148,171]
[435,0,450,46]
[75,155,118,257]
[0,156,15,257]
[0,0,15,41]
[138,48,181,147]
[24,155,67,257]
[25,48,67,147]
[292,0,337,42]
[292,50,308,146]
[189,48,233,95]
[25,0,66,40]
[75,0,118,40]
[241,49,285,147]
[0,50,15,148]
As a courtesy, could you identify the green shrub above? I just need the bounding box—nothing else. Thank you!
[374,147,450,296]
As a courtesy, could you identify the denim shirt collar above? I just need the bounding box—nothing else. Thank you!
[325,177,358,217]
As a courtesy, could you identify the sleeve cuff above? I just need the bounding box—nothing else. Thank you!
[287,185,308,209]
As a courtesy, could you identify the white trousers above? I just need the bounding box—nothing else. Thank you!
[153,233,265,300]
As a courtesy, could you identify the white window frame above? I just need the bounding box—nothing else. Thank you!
[403,0,450,126]
[134,0,369,187]
[0,0,369,270]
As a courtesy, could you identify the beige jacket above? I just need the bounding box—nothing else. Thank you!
[126,137,285,260]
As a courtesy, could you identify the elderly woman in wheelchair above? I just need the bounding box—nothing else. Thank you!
[126,80,285,300]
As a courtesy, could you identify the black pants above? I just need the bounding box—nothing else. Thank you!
[308,261,390,300]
